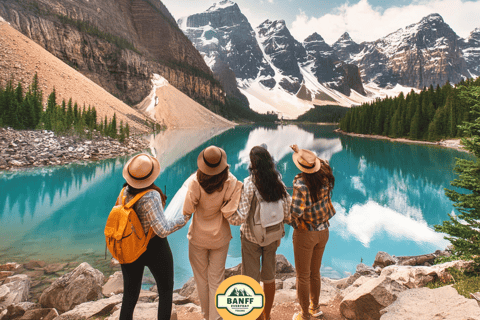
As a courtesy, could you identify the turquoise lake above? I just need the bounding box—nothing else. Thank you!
[0,125,472,288]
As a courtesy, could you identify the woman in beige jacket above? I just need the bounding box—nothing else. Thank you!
[183,145,245,320]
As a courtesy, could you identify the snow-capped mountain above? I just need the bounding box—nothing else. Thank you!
[179,1,367,118]
[345,14,470,88]
[460,28,480,78]
[333,32,360,62]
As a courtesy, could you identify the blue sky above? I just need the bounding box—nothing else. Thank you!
[162,0,480,44]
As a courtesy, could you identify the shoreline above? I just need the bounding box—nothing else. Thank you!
[0,127,151,172]
[335,128,469,153]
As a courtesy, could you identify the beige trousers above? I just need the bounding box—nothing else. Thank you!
[189,242,230,320]
[293,228,329,319]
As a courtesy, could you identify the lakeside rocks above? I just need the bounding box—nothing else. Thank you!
[0,127,149,171]
[0,251,478,319]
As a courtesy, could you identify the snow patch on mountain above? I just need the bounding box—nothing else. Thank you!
[206,0,236,12]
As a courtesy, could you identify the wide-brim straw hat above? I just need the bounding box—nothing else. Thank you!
[197,146,228,176]
[123,153,161,189]
[291,144,321,174]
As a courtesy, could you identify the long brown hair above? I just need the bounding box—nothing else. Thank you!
[301,159,335,203]
[123,182,167,207]
[197,167,229,194]
[249,146,287,202]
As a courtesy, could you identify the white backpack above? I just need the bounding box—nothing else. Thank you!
[247,190,285,246]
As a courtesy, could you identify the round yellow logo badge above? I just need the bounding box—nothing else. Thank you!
[215,275,265,319]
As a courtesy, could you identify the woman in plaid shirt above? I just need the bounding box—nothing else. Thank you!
[237,145,292,320]
[289,145,335,320]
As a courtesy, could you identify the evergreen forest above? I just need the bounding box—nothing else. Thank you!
[0,74,130,141]
[339,77,480,141]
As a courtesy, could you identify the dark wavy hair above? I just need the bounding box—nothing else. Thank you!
[249,146,287,202]
[123,182,167,207]
[197,167,229,194]
[301,159,335,203]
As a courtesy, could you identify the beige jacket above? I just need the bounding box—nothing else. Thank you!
[183,172,244,249]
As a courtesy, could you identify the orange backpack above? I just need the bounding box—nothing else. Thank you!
[105,188,154,264]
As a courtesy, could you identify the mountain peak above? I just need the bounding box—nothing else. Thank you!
[339,32,352,41]
[304,32,325,43]
[206,0,237,12]
[420,13,444,24]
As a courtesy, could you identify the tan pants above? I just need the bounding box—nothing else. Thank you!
[189,242,229,320]
[293,228,329,319]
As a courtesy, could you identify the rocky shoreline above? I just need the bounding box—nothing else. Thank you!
[1,250,479,320]
[0,128,150,172]
[335,129,468,153]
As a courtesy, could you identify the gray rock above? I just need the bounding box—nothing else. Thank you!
[380,285,480,320]
[178,277,199,305]
[0,275,30,308]
[17,308,58,320]
[319,278,341,306]
[225,263,242,278]
[172,293,190,305]
[1,302,40,320]
[55,295,123,320]
[283,277,296,290]
[276,254,295,274]
[39,262,105,313]
[356,263,378,277]
[275,279,283,290]
[340,275,408,320]
[373,252,397,269]
[341,276,374,298]
[102,271,123,296]
[43,263,67,275]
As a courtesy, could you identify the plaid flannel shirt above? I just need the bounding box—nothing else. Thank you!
[118,188,187,237]
[237,176,292,244]
[290,173,335,231]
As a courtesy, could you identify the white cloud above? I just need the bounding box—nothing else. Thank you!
[290,0,480,44]
[332,200,449,248]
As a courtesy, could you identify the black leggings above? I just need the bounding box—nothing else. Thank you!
[120,236,174,320]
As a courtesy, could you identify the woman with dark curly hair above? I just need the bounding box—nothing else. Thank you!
[183,145,244,320]
[237,145,292,320]
[289,145,335,320]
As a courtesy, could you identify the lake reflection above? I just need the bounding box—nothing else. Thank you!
[0,125,471,286]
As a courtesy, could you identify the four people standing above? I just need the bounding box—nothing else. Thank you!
[115,143,335,320]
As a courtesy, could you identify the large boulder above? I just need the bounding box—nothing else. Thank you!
[273,289,297,305]
[372,252,397,269]
[225,263,242,279]
[380,260,474,289]
[18,308,59,320]
[102,271,123,297]
[355,263,378,277]
[39,262,105,313]
[276,255,295,274]
[340,275,407,320]
[319,278,341,305]
[55,295,123,320]
[341,276,373,298]
[178,277,199,305]
[0,302,39,319]
[0,275,30,308]
[380,285,480,319]
[283,277,296,290]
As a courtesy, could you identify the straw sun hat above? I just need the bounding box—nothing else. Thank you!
[123,153,161,189]
[197,146,228,176]
[290,144,321,174]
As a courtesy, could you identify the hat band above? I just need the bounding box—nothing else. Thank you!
[203,150,222,168]
[298,160,315,170]
[128,159,154,181]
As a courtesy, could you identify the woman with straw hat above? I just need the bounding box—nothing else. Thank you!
[289,145,336,320]
[183,145,244,320]
[118,153,187,320]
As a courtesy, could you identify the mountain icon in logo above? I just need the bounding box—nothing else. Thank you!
[229,288,251,297]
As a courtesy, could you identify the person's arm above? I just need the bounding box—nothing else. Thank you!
[182,178,200,224]
[283,186,293,224]
[290,182,307,222]
[221,175,245,225]
[228,178,254,225]
[145,191,187,238]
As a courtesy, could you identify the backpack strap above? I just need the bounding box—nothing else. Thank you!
[125,189,152,209]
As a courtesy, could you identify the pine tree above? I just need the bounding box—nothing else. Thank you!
[435,85,480,260]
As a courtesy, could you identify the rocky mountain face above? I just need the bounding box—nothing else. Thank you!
[460,28,480,78]
[342,14,471,88]
[0,0,225,106]
[179,1,273,81]
[333,32,360,62]
[180,1,365,101]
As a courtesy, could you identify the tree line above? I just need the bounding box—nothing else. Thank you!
[0,74,130,141]
[296,105,349,123]
[339,77,480,141]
